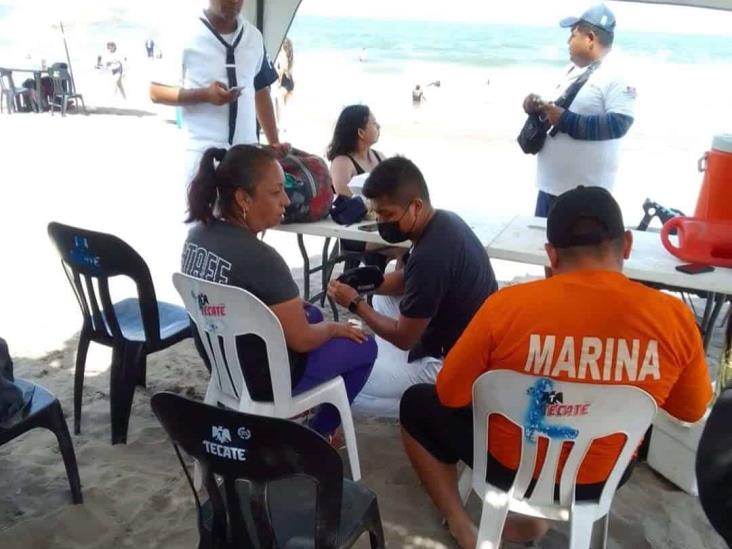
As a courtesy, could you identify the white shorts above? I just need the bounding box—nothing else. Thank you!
[353,295,442,418]
[184,149,205,191]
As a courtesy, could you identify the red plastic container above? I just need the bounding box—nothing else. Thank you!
[661,217,732,268]
[695,134,732,221]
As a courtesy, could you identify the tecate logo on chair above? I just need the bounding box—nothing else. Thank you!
[203,424,249,462]
[193,292,226,317]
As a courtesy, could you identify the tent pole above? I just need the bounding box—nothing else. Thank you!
[59,21,77,92]
[256,0,264,32]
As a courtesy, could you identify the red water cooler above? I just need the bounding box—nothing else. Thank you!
[661,134,732,267]
[695,134,732,221]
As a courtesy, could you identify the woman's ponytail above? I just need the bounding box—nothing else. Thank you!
[185,148,227,224]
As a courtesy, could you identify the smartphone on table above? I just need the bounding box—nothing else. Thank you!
[675,263,715,275]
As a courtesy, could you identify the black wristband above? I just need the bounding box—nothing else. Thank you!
[348,295,364,313]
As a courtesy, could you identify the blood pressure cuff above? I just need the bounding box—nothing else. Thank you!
[337,266,384,293]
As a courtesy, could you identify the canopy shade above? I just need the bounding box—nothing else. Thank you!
[243,0,303,57]
[614,0,732,9]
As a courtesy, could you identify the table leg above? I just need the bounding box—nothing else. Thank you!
[319,236,332,308]
[703,294,726,352]
[324,240,340,320]
[294,233,340,320]
[297,234,310,300]
[34,71,42,112]
[718,297,732,396]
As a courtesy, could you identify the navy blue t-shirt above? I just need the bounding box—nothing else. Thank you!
[400,210,498,362]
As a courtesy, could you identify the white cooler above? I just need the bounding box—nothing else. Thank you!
[647,408,710,496]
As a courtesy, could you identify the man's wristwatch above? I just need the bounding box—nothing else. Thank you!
[348,295,364,313]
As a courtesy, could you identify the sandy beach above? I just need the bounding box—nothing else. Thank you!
[0,41,729,548]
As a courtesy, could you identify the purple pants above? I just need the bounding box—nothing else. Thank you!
[292,305,376,435]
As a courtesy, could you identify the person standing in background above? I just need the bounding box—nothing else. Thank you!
[523,3,636,217]
[273,38,294,132]
[149,0,286,191]
[96,41,126,100]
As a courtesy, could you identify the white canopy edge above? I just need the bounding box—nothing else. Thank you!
[614,0,732,10]
[243,0,303,57]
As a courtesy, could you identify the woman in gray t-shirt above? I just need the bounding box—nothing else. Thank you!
[182,145,376,441]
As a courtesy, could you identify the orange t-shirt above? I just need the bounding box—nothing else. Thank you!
[437,270,712,485]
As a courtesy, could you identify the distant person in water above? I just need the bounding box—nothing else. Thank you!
[359,47,368,62]
[412,84,425,107]
[145,38,155,58]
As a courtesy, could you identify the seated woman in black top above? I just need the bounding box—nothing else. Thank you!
[327,104,397,270]
[182,145,377,440]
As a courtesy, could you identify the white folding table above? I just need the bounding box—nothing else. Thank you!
[271,216,510,319]
[487,216,732,351]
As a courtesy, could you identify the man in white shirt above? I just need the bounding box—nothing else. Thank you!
[150,0,286,188]
[523,3,637,217]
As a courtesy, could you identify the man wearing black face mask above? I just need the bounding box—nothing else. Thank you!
[328,156,498,415]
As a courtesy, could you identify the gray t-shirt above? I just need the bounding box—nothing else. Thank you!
[182,220,302,400]
[182,220,299,305]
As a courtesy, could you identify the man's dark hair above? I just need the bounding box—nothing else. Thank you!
[577,22,614,48]
[555,218,624,261]
[362,156,430,205]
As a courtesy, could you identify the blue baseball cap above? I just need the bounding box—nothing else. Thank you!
[560,3,616,33]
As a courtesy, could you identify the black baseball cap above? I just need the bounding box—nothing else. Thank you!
[547,186,625,248]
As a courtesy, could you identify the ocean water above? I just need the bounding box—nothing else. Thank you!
[288,16,732,69]
[1,10,731,70]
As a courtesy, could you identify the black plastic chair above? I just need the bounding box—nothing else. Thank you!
[48,63,86,116]
[697,386,732,547]
[0,379,82,504]
[0,68,36,114]
[151,392,385,549]
[48,222,191,444]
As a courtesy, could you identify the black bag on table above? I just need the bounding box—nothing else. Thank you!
[330,195,368,226]
[517,61,601,155]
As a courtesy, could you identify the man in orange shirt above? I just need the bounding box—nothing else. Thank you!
[400,186,712,548]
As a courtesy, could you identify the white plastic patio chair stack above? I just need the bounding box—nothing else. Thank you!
[172,273,361,481]
[459,370,656,549]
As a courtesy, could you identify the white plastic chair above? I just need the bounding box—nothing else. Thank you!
[172,273,362,481]
[458,370,656,549]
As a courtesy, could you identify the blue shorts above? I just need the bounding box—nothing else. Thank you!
[535,190,558,218]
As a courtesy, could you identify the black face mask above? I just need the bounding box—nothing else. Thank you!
[377,203,415,244]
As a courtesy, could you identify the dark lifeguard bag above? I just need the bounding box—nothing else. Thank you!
[280,148,334,224]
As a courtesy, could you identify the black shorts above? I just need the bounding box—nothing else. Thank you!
[400,384,635,501]
[341,239,388,272]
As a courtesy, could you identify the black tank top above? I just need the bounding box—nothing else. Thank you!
[345,150,383,175]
